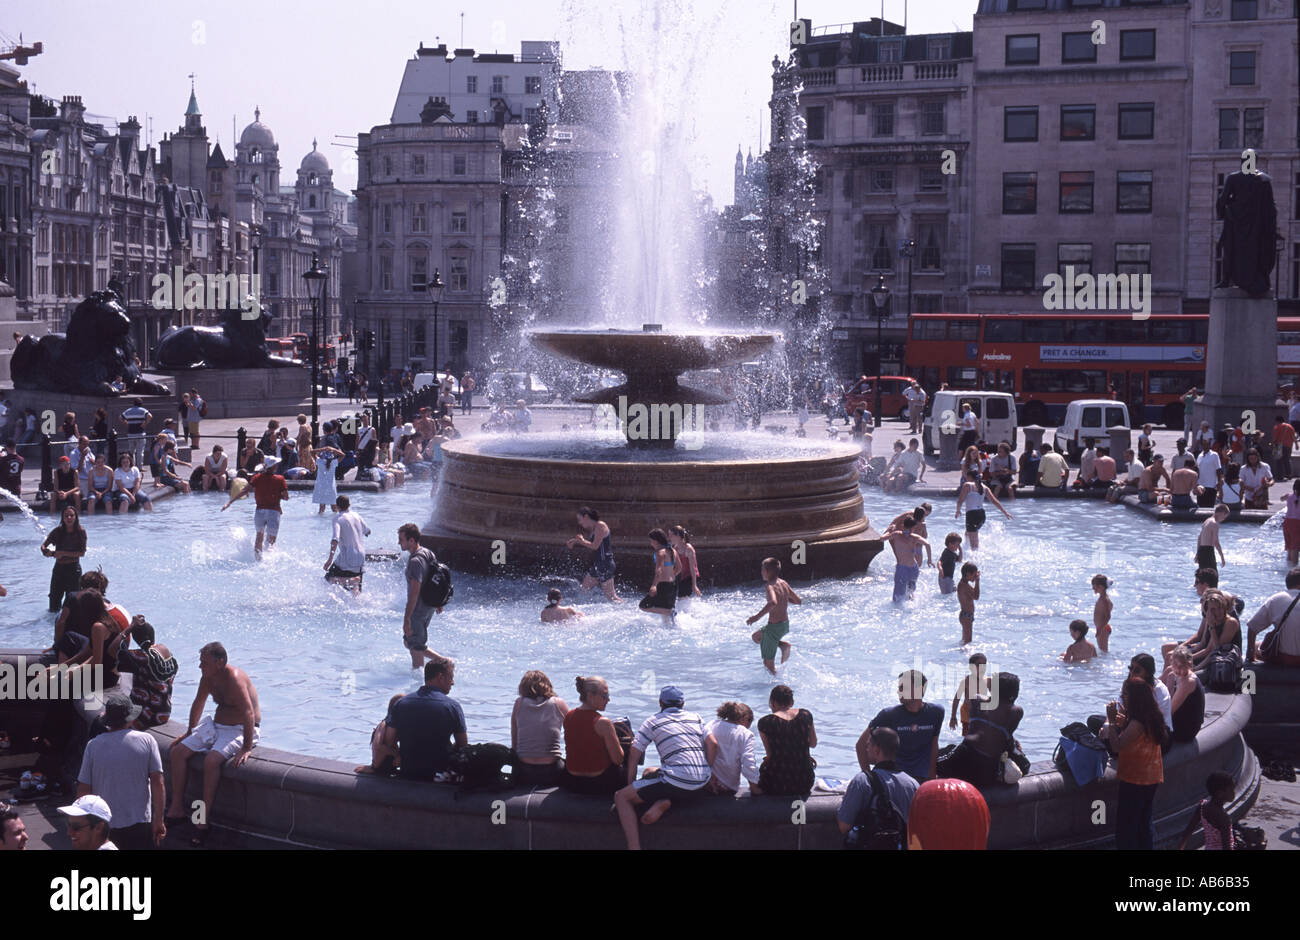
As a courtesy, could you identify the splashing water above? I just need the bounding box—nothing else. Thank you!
[0,486,46,534]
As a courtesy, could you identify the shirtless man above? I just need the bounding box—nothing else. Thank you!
[541,588,584,623]
[888,503,934,568]
[1138,454,1171,504]
[1169,462,1200,511]
[881,516,931,603]
[746,557,801,674]
[1197,505,1229,570]
[166,642,260,846]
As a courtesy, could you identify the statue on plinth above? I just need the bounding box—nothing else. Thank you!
[153,300,298,370]
[1216,166,1278,297]
[11,284,172,396]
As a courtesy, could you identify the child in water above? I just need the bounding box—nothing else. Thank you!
[746,557,800,674]
[540,588,583,623]
[937,533,962,594]
[219,475,250,511]
[1091,574,1113,652]
[950,651,991,734]
[1062,619,1097,662]
[957,562,979,645]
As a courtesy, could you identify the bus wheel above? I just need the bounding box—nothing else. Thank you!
[1162,402,1183,430]
[1021,401,1049,427]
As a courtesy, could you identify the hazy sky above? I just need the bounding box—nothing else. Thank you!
[9,0,975,201]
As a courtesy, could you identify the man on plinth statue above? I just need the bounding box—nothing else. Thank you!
[1216,152,1278,297]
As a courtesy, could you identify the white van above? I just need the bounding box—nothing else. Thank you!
[922,391,1018,455]
[1053,400,1130,463]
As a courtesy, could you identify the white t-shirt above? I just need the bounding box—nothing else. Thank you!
[332,510,371,572]
[1126,458,1145,483]
[1197,451,1223,487]
[896,449,923,476]
[1248,589,1300,657]
[904,387,925,410]
[1240,464,1271,494]
[703,719,761,793]
[113,466,141,492]
[960,411,977,432]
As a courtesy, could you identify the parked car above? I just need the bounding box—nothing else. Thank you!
[1053,400,1131,463]
[922,390,1018,455]
[844,375,919,421]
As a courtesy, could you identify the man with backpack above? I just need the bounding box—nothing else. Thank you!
[398,523,451,669]
[838,727,917,850]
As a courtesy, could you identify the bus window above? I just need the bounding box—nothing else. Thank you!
[1064,320,1105,343]
[1150,320,1193,343]
[1105,407,1127,427]
[1148,370,1204,395]
[985,398,1010,419]
[1023,320,1066,343]
[981,370,1015,393]
[950,319,979,341]
[1023,369,1106,393]
[983,319,1022,343]
[1104,320,1147,342]
[947,367,979,387]
[915,320,948,341]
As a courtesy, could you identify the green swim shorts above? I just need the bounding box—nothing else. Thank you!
[760,619,790,661]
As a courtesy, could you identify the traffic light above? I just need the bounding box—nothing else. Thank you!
[363,329,376,351]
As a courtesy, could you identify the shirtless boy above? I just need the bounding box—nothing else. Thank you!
[950,652,991,734]
[541,588,584,623]
[1062,619,1097,662]
[1197,505,1229,570]
[1138,455,1171,504]
[1092,574,1113,652]
[957,562,979,644]
[881,516,931,603]
[746,557,801,674]
[166,642,260,845]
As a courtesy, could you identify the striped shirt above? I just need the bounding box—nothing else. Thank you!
[122,406,151,434]
[632,708,710,789]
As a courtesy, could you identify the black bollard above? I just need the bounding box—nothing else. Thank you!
[39,433,53,492]
[236,427,247,462]
[376,380,385,423]
[107,429,118,468]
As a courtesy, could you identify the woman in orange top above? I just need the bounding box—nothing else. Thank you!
[1102,678,1169,850]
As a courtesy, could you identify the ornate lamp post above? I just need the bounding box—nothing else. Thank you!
[302,252,329,445]
[424,268,444,394]
[870,274,891,429]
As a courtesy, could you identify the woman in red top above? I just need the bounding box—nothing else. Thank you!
[558,675,625,796]
[1102,678,1169,850]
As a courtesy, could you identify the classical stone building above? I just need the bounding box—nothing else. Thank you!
[0,63,33,307]
[390,41,560,127]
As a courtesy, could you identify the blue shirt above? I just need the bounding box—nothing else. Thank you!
[837,765,920,826]
[868,703,945,781]
[387,686,466,778]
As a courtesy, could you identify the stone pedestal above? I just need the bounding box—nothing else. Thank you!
[159,367,310,420]
[1021,425,1046,455]
[1192,289,1285,433]
[937,423,961,470]
[1107,425,1131,472]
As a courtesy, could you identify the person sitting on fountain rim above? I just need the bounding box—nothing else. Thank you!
[0,439,23,497]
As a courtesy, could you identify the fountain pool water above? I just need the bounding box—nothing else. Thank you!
[0,486,1287,776]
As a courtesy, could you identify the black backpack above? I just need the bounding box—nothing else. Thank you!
[419,554,454,608]
[843,770,905,850]
[1205,645,1242,693]
[447,743,515,794]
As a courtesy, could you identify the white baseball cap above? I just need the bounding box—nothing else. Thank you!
[58,794,112,825]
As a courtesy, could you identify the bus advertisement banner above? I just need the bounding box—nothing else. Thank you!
[1038,345,1204,363]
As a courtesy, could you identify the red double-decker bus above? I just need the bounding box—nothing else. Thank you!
[905,313,1300,427]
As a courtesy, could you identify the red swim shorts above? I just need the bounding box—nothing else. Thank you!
[1284,517,1300,551]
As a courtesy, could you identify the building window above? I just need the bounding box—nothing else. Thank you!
[1243,108,1264,149]
[453,154,467,176]
[380,255,393,292]
[1062,32,1097,63]
[1116,171,1153,213]
[873,101,895,137]
[919,166,945,191]
[308,194,317,209]
[927,37,950,60]
[412,154,425,175]
[1117,103,1154,139]
[878,40,902,63]
[1292,243,1300,298]
[382,203,393,234]
[449,255,469,291]
[1001,244,1037,290]
[1014,0,1047,8]
[1002,172,1038,214]
[412,203,427,233]
[1294,173,1300,220]
[266,272,279,294]
[1060,105,1096,140]
[411,320,426,358]
[917,222,943,271]
[1004,107,1039,142]
[1058,243,1093,279]
[1059,171,1095,213]
[806,106,825,140]
[1005,35,1040,66]
[1219,108,1240,149]
[491,76,505,94]
[409,255,427,292]
[467,111,478,123]
[525,76,542,94]
[1116,243,1151,277]
[524,107,541,125]
[914,294,943,313]
[450,211,468,233]
[383,155,392,176]
[870,226,893,271]
[467,76,478,93]
[871,168,895,193]
[921,100,945,135]
[1231,0,1258,19]
[1120,29,1156,60]
[1229,51,1256,85]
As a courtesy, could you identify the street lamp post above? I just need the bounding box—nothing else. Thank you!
[425,269,445,405]
[303,252,329,446]
[870,274,891,429]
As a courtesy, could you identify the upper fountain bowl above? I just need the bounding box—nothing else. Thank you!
[528,328,777,374]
